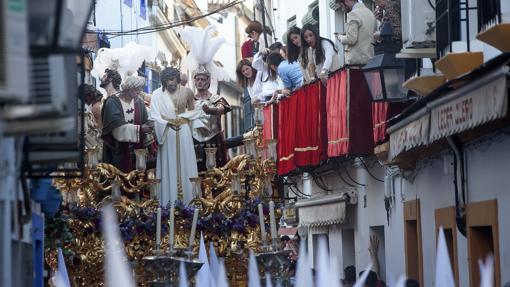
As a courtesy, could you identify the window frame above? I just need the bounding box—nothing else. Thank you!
[404,199,424,286]
[435,206,460,286]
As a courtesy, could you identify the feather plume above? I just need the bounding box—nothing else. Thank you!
[178,25,229,93]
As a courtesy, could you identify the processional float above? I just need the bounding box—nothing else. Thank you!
[46,107,293,286]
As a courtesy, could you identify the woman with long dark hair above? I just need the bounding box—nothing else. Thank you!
[300,24,341,82]
[252,48,284,103]
[266,49,303,93]
[286,26,302,64]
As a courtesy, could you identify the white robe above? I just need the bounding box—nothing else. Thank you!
[149,87,198,205]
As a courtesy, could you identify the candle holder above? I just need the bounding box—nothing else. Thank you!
[134,149,148,171]
[149,179,161,200]
[266,139,278,161]
[111,178,122,202]
[85,146,99,169]
[231,173,241,196]
[263,178,273,198]
[204,145,218,171]
[142,252,203,287]
[254,247,292,287]
[189,177,202,199]
[253,103,264,126]
[243,138,257,159]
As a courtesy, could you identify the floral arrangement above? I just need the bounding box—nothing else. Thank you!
[45,197,277,253]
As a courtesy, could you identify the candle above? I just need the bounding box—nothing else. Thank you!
[156,207,161,249]
[189,208,200,248]
[258,203,267,244]
[169,205,175,249]
[269,201,277,240]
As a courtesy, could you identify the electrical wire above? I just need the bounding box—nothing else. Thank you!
[91,0,244,36]
[335,169,356,188]
[282,176,310,198]
[311,172,332,192]
[341,161,366,187]
[358,157,385,182]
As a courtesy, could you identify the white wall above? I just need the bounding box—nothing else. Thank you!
[297,130,510,285]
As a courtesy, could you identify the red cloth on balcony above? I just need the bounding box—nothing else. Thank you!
[372,102,411,144]
[326,68,375,157]
[277,95,298,175]
[263,104,278,141]
[293,81,327,167]
[372,102,389,144]
[326,70,348,157]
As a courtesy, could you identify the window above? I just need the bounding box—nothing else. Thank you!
[435,0,479,58]
[312,233,329,269]
[436,0,462,58]
[477,0,501,32]
[342,228,356,268]
[404,199,423,286]
[287,15,297,29]
[435,206,459,286]
[466,199,500,287]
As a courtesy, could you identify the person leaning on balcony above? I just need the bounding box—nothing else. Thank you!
[266,50,303,99]
[236,59,259,100]
[335,0,377,65]
[300,24,341,84]
[252,48,285,104]
[286,26,314,83]
[241,21,264,60]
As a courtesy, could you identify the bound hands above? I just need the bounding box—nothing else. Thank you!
[141,121,154,133]
[202,104,223,115]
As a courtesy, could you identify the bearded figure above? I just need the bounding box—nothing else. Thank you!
[149,67,198,205]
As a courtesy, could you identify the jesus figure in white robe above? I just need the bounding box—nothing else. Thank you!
[149,68,198,205]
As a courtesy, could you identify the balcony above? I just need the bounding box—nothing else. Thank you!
[262,67,409,176]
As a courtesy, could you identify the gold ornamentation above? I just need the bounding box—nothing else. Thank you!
[47,124,279,286]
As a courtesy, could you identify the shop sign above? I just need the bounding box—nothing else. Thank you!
[430,76,508,142]
[389,115,430,160]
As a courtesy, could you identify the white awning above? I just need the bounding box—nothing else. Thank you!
[388,66,509,160]
[429,69,508,142]
[389,112,430,160]
[296,194,347,228]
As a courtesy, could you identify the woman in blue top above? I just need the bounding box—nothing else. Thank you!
[266,50,303,92]
[265,51,303,103]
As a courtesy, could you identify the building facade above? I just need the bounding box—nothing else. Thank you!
[270,1,510,286]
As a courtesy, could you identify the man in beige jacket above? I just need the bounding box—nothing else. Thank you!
[336,0,377,65]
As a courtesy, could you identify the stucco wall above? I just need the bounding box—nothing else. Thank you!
[297,131,510,285]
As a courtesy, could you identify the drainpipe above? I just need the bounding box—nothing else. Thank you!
[447,136,467,237]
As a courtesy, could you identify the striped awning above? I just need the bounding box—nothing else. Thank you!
[296,194,347,228]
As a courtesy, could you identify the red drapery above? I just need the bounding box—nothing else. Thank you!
[293,82,327,167]
[275,81,327,175]
[372,102,389,144]
[326,68,375,157]
[326,70,348,157]
[372,102,411,144]
[277,95,298,175]
[263,104,278,142]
